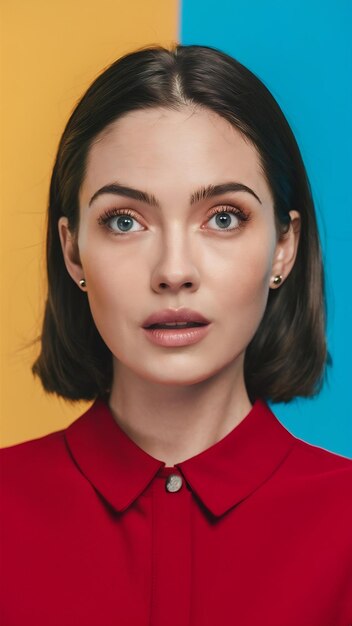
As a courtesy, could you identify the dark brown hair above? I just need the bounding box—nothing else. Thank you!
[32,43,330,404]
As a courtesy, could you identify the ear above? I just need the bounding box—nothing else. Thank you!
[58,217,86,291]
[270,210,301,289]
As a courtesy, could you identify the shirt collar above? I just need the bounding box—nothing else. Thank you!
[64,397,295,518]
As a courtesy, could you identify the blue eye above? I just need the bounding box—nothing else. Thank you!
[97,209,144,235]
[206,206,250,232]
[97,205,250,236]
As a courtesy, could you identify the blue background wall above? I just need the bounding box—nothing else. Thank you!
[180,0,352,457]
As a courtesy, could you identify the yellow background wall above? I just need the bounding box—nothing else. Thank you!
[0,0,179,446]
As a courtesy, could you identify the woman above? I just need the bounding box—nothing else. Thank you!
[1,43,351,626]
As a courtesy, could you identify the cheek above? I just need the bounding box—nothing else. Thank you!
[215,238,274,339]
[78,238,144,341]
[78,220,141,297]
[216,235,273,299]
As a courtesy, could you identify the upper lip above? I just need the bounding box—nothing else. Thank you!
[142,307,210,328]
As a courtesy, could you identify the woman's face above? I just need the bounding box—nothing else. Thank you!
[59,106,300,386]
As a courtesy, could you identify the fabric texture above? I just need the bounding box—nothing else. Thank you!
[1,398,351,625]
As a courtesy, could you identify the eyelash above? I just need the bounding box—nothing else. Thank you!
[97,205,251,236]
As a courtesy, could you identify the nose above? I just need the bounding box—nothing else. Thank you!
[150,231,200,294]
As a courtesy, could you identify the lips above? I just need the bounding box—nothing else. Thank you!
[142,307,210,329]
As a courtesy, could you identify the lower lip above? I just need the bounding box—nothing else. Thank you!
[142,324,211,347]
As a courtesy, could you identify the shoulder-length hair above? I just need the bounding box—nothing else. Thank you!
[32,43,329,404]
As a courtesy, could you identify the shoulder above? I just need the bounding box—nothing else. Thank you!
[280,431,352,511]
[0,420,81,499]
[288,432,352,473]
[0,402,102,507]
[1,428,66,467]
[0,430,65,496]
[264,400,352,490]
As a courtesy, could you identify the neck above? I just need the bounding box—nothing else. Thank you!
[108,356,252,467]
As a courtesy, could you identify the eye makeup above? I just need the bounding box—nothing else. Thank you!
[96,204,252,236]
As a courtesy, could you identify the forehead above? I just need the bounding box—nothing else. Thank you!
[80,106,270,206]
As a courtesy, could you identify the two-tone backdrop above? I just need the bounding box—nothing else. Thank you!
[1,0,351,457]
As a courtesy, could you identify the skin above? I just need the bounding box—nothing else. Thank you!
[58,106,301,467]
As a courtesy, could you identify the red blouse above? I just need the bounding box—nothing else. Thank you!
[1,397,351,626]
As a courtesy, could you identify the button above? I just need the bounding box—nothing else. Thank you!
[165,474,183,493]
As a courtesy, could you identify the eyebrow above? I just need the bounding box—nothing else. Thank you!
[88,180,262,208]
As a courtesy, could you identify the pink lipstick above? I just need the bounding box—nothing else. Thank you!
[142,307,211,347]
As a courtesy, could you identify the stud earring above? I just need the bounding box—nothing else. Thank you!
[79,279,86,289]
[272,275,283,286]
